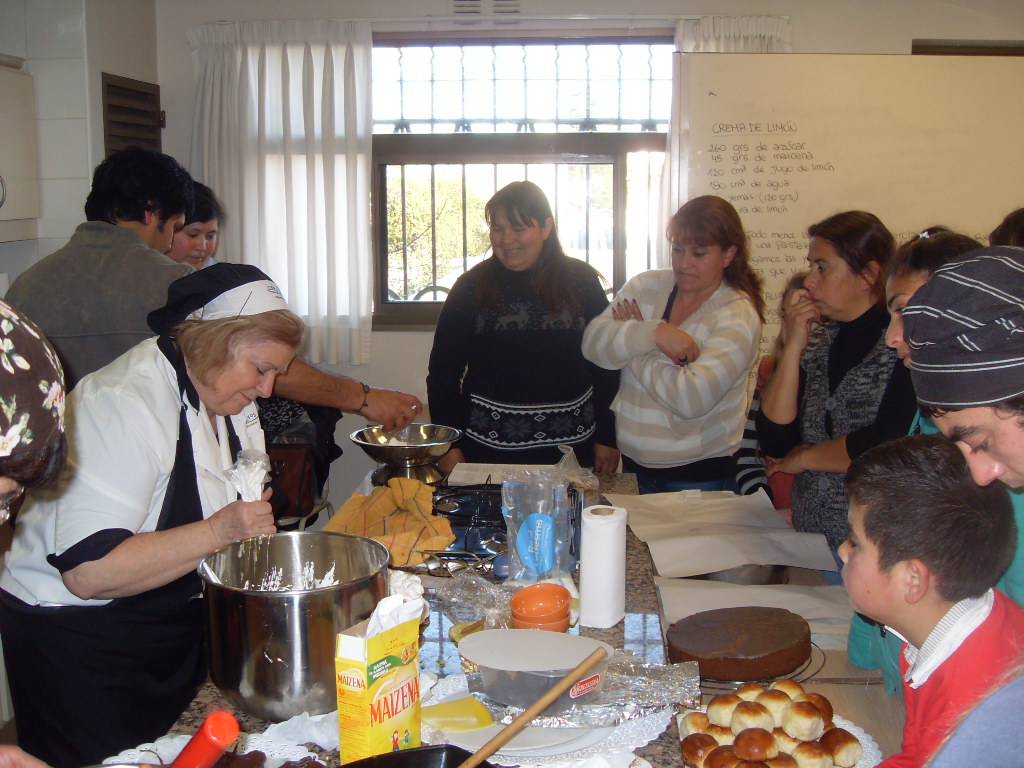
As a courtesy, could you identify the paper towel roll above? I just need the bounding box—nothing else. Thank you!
[579,504,628,628]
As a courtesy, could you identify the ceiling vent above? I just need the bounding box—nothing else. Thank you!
[451,0,523,20]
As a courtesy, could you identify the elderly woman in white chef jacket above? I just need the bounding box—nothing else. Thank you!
[0,264,302,768]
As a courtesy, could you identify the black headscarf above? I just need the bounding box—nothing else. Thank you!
[148,263,286,335]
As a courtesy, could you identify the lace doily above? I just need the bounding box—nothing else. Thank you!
[832,716,883,768]
[103,731,317,768]
[425,674,672,766]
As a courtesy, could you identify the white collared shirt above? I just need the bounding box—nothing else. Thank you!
[1,338,265,607]
[901,589,995,689]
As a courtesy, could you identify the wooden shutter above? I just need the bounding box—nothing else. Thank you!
[101,73,163,155]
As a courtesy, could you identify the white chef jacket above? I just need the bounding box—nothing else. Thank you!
[0,338,265,607]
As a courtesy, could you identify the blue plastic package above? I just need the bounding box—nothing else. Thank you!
[501,468,572,583]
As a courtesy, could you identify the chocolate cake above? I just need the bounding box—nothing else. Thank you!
[666,607,810,681]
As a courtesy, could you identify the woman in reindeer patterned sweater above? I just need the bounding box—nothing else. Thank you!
[427,181,620,472]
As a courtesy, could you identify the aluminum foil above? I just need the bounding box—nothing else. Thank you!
[463,649,700,728]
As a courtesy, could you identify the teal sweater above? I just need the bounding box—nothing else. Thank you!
[846,412,1024,696]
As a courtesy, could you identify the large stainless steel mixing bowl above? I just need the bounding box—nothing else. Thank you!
[350,423,461,467]
[200,531,389,722]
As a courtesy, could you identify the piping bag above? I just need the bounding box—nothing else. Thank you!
[169,711,240,768]
[225,449,272,502]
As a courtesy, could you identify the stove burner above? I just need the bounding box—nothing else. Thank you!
[432,484,507,559]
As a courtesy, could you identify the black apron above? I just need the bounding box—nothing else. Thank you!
[0,336,241,768]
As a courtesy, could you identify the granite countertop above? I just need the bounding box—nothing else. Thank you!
[173,472,682,767]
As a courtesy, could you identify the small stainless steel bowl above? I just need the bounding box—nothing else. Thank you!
[350,423,461,467]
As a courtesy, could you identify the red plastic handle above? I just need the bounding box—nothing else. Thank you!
[169,711,240,768]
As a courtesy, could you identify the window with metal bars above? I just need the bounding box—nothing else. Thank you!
[371,39,673,327]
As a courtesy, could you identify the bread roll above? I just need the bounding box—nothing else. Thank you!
[731,700,775,734]
[818,727,863,768]
[755,689,792,728]
[735,682,767,701]
[781,701,825,741]
[707,693,744,727]
[789,741,832,768]
[795,692,834,726]
[682,732,720,768]
[707,724,736,746]
[681,711,712,737]
[772,727,802,756]
[704,745,741,768]
[735,762,769,768]
[765,755,798,768]
[733,728,779,761]
[769,679,805,699]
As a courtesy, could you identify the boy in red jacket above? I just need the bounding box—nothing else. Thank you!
[840,434,1024,767]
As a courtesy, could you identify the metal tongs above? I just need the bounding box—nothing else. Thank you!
[414,550,498,576]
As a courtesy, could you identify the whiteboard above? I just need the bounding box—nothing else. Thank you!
[682,53,1024,357]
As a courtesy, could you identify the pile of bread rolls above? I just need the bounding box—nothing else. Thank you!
[679,679,863,768]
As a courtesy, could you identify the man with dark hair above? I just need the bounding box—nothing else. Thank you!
[840,434,1024,768]
[989,207,1024,247]
[6,147,194,387]
[903,246,1024,491]
[7,148,423,427]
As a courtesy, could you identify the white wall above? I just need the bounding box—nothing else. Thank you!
[0,0,158,277]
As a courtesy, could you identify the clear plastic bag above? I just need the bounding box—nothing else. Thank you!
[224,448,271,502]
[555,445,599,492]
[430,571,513,630]
[501,467,573,583]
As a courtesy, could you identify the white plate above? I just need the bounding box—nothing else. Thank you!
[448,724,614,756]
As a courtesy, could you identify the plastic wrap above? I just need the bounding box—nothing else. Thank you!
[554,446,599,492]
[224,448,271,502]
[430,571,514,630]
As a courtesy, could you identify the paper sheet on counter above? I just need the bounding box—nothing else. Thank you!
[447,462,554,486]
[603,490,836,576]
[604,489,787,536]
[655,577,853,634]
[648,527,835,576]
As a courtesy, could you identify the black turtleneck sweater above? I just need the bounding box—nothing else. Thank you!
[756,304,916,461]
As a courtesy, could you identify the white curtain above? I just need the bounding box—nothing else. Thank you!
[187,20,374,365]
[657,16,791,267]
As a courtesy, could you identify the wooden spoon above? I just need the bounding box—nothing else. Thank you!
[455,646,609,768]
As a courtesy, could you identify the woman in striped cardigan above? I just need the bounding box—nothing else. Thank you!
[582,196,764,493]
